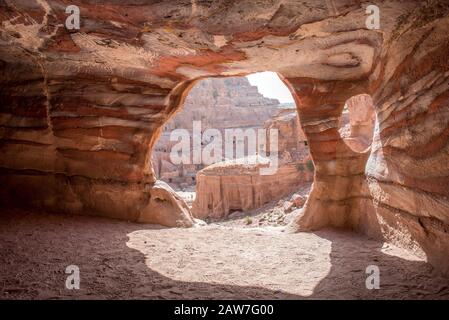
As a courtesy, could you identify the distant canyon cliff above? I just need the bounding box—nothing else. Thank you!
[152,77,285,187]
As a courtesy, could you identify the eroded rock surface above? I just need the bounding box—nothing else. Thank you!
[192,108,313,219]
[0,1,448,274]
[192,155,312,219]
[137,181,194,228]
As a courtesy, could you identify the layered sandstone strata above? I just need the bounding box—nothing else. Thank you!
[192,156,312,219]
[192,109,313,219]
[0,0,448,274]
[163,77,281,131]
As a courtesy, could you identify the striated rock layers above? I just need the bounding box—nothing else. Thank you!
[192,109,313,219]
[0,1,448,274]
[152,77,281,187]
[163,77,281,131]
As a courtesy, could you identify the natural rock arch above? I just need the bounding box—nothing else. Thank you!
[339,94,376,154]
[0,0,448,275]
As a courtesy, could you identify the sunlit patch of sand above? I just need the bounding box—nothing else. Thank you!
[127,226,332,296]
[1,209,447,299]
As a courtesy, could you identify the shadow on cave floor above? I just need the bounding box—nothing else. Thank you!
[0,209,448,300]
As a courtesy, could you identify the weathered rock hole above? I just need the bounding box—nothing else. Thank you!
[339,94,375,153]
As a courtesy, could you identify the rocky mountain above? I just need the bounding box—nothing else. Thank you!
[152,77,281,187]
[163,77,280,130]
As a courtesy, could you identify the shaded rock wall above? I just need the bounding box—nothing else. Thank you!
[285,3,449,275]
[0,1,448,273]
[363,8,449,274]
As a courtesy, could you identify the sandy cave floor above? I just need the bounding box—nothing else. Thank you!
[1,208,448,300]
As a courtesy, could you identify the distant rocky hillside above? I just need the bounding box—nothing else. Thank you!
[163,77,281,131]
[152,77,282,187]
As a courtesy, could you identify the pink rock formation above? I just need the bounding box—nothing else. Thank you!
[152,77,281,187]
[192,110,313,219]
[291,194,307,208]
[165,77,281,131]
[192,156,311,219]
[0,0,448,274]
[137,181,194,227]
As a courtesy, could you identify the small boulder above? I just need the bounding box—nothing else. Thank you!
[193,218,207,227]
[138,180,195,227]
[228,211,244,219]
[291,194,307,208]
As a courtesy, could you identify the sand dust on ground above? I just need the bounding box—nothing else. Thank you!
[1,209,448,299]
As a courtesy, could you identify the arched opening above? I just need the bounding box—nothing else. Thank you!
[151,72,313,225]
[1,0,448,299]
[339,94,375,153]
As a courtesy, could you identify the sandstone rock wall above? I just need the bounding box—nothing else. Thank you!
[192,109,313,219]
[192,157,312,219]
[284,2,449,275]
[163,77,280,131]
[362,7,449,274]
[0,0,448,274]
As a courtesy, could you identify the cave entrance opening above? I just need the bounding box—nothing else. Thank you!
[152,72,313,226]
